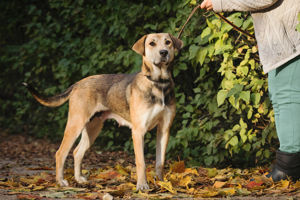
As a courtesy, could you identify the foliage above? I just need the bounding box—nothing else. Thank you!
[1,0,279,167]
[1,160,300,198]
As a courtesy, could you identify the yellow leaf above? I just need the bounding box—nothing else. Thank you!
[115,164,129,176]
[0,180,19,187]
[213,181,226,188]
[135,190,160,199]
[294,180,300,189]
[118,182,135,190]
[187,187,195,194]
[277,180,289,190]
[178,176,192,189]
[158,181,177,194]
[146,171,156,184]
[181,168,199,176]
[32,185,46,191]
[201,191,219,198]
[219,188,235,196]
[95,183,104,189]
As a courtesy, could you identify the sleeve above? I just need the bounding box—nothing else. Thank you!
[212,0,279,13]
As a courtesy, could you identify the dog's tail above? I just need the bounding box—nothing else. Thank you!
[23,83,75,107]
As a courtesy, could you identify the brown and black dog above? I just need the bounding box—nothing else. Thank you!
[24,33,183,190]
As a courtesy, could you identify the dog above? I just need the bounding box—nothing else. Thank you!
[23,33,183,190]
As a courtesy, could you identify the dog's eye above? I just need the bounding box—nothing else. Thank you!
[165,40,171,45]
[150,42,155,46]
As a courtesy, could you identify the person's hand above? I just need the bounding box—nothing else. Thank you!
[200,0,213,11]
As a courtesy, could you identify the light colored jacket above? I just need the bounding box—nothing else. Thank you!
[212,0,300,73]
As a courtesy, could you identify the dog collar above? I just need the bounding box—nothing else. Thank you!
[146,76,170,84]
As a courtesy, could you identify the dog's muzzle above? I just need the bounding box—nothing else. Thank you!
[160,50,168,57]
[154,50,170,66]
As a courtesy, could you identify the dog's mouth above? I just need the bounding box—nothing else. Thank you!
[154,57,170,67]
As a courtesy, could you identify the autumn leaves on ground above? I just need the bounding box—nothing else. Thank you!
[1,133,300,199]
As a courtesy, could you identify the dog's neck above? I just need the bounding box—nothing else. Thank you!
[146,76,170,84]
[142,60,172,83]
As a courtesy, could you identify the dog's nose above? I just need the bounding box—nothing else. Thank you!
[160,50,168,57]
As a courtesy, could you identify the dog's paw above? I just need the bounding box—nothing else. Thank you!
[76,176,88,183]
[58,179,69,187]
[136,183,150,190]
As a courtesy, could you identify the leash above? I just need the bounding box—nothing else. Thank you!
[177,5,255,40]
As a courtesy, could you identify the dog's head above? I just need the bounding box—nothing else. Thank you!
[132,33,183,81]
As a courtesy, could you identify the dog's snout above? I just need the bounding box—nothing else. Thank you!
[160,50,168,57]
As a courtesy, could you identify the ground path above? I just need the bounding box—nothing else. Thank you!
[0,133,299,199]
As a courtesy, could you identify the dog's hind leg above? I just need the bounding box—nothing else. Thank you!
[55,115,86,187]
[73,116,103,183]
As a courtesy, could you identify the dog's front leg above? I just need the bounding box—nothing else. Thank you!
[156,122,171,182]
[132,128,149,190]
[156,107,175,182]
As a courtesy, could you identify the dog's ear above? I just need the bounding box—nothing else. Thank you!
[132,35,147,55]
[169,34,183,51]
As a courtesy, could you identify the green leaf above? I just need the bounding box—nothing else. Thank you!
[173,68,180,77]
[78,0,84,6]
[196,49,208,66]
[263,149,270,158]
[185,105,193,112]
[232,124,240,131]
[239,91,250,103]
[217,90,228,106]
[201,27,211,38]
[256,150,262,157]
[227,84,243,97]
[228,136,239,147]
[251,93,261,105]
[177,63,188,70]
[239,118,247,129]
[189,44,200,60]
[240,129,247,143]
[243,143,251,151]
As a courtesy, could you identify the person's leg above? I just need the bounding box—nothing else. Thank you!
[274,57,300,153]
[266,56,300,182]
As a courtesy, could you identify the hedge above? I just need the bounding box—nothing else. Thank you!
[1,0,281,167]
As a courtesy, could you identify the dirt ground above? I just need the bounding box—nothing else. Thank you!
[1,132,300,199]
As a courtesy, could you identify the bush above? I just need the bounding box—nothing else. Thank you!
[1,0,278,167]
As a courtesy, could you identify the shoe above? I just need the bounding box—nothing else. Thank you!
[265,150,300,182]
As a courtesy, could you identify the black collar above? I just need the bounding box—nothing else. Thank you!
[146,76,171,84]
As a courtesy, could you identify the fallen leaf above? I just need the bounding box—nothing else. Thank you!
[207,168,218,178]
[277,179,290,190]
[115,164,129,176]
[213,181,226,188]
[181,168,199,176]
[293,180,300,189]
[244,180,263,189]
[219,188,235,196]
[178,176,192,189]
[96,168,123,180]
[133,190,160,199]
[157,181,177,194]
[170,161,185,173]
[236,188,251,196]
[0,180,19,187]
